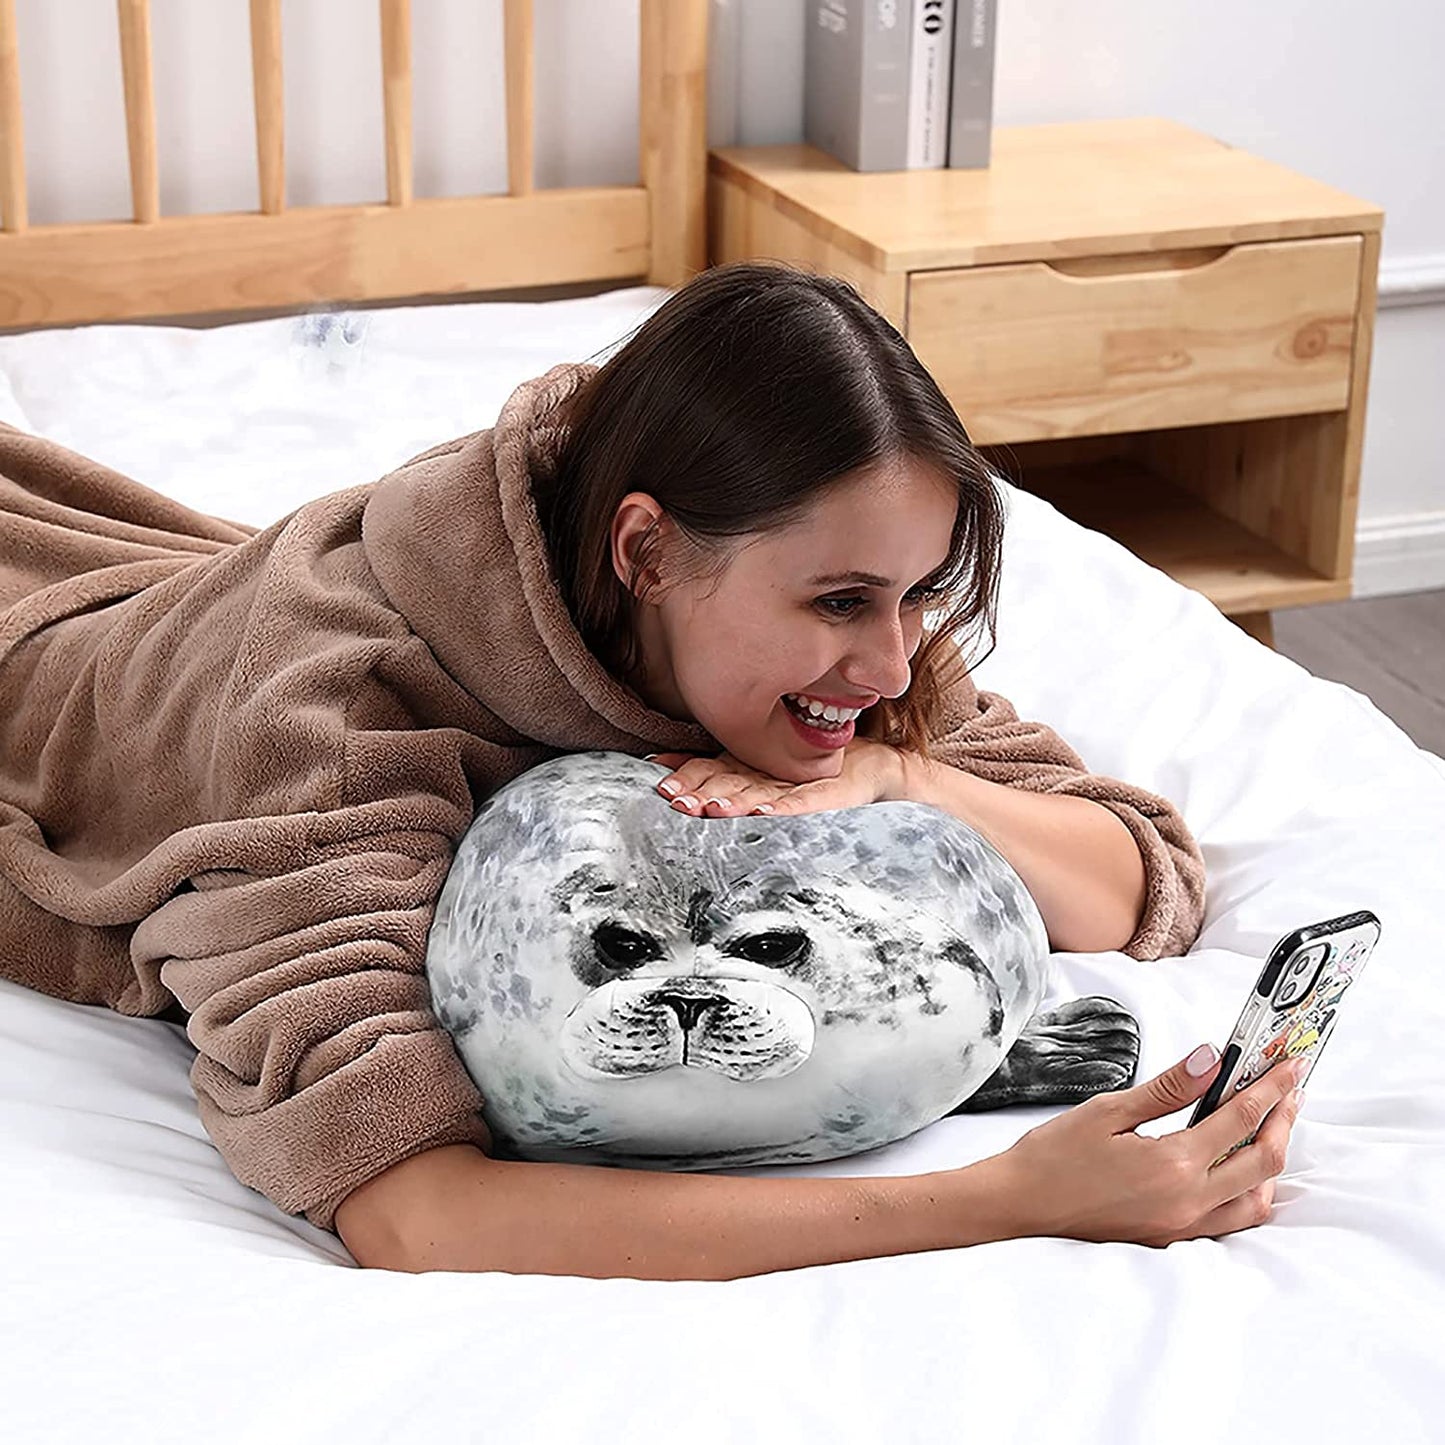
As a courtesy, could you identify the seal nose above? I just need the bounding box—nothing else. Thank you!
[651,992,719,1031]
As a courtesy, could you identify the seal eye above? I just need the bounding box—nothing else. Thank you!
[593,921,663,971]
[724,929,809,968]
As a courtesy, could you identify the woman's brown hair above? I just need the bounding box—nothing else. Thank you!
[539,260,1007,758]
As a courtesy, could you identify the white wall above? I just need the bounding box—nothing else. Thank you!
[14,0,643,216]
[9,0,1443,593]
[715,0,1445,597]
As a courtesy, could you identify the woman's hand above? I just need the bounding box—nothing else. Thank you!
[646,738,909,818]
[997,1047,1308,1247]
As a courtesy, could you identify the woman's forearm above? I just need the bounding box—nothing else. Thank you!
[335,1143,1031,1280]
[897,754,1147,954]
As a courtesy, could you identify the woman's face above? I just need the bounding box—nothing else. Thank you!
[612,458,959,784]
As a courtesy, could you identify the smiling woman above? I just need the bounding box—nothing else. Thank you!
[541,264,1193,957]
[614,453,958,779]
[1,258,1208,1276]
[540,261,1006,772]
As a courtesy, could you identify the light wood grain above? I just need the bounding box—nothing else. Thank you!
[988,412,1363,620]
[503,0,533,197]
[711,120,1383,271]
[908,236,1361,445]
[0,2,708,324]
[1137,413,1354,589]
[640,0,708,286]
[117,0,159,223]
[0,0,24,232]
[0,190,650,327]
[379,0,412,207]
[1335,228,1383,578]
[1232,612,1276,647]
[711,123,1383,633]
[1013,456,1350,615]
[708,168,905,327]
[249,0,284,214]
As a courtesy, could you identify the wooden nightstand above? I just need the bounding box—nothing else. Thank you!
[708,118,1384,647]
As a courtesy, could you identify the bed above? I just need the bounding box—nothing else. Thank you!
[3,5,1443,1443]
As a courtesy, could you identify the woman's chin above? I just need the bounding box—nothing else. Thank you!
[725,735,844,787]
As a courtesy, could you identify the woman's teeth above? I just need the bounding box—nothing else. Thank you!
[783,694,863,728]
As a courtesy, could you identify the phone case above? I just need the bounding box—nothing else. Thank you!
[1188,909,1381,1157]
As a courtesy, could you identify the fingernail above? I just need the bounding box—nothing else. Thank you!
[658,780,680,795]
[1292,1087,1306,1109]
[704,797,728,810]
[671,795,697,811]
[1186,1042,1219,1077]
[1291,1057,1308,1084]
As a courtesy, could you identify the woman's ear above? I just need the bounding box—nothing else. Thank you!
[610,492,669,599]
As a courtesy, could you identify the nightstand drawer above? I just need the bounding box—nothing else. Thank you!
[907,235,1363,445]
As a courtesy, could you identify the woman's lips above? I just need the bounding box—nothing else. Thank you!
[781,697,855,751]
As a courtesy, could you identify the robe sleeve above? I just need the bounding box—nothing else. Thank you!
[129,817,493,1234]
[924,668,1207,961]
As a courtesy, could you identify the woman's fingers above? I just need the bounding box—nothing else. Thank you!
[1189,1055,1305,1174]
[645,752,861,817]
[1149,1179,1278,1248]
[1195,1075,1303,1216]
[1140,1078,1300,1246]
[1090,1043,1224,1134]
[650,758,722,807]
[691,775,771,815]
[653,765,779,816]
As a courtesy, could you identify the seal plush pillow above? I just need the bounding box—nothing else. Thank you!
[425,752,1139,1170]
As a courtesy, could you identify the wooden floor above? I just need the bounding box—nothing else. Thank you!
[1270,587,1445,760]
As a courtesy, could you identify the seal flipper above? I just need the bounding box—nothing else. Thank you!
[947,995,1140,1113]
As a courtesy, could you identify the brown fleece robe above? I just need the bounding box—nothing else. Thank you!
[0,361,1206,1232]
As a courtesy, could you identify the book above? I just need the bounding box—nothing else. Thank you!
[804,1,912,172]
[946,0,996,169]
[906,1,955,169]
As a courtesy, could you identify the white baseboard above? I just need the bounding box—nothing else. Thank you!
[1351,509,1445,597]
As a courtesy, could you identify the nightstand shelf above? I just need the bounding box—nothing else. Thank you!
[707,118,1384,648]
[1010,457,1348,616]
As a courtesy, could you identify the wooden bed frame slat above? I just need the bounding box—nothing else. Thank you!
[641,0,708,294]
[249,0,284,215]
[503,0,534,197]
[0,188,650,325]
[0,0,708,327]
[117,0,159,224]
[0,0,23,232]
[380,0,414,208]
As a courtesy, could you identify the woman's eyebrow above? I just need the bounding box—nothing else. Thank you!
[807,561,953,589]
[807,570,892,588]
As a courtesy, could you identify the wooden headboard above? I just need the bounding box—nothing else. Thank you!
[0,0,709,329]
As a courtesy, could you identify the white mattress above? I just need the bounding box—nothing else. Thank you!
[3,289,1443,1444]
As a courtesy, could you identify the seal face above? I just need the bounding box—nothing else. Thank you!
[425,751,1049,1169]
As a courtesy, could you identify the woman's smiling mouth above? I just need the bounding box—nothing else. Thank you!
[783,692,871,724]
[781,693,867,747]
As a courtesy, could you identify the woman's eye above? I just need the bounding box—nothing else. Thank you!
[816,585,946,618]
[905,584,948,606]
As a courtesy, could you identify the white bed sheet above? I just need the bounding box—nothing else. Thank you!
[2,289,1443,1445]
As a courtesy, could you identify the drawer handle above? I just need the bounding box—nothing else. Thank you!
[1044,246,1232,279]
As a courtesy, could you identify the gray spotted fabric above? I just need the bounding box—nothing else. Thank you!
[425,751,1138,1171]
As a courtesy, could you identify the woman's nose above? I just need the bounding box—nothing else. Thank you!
[842,613,916,700]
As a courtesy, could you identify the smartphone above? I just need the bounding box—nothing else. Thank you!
[1188,909,1381,1157]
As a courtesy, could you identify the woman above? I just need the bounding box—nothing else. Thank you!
[0,262,1303,1276]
